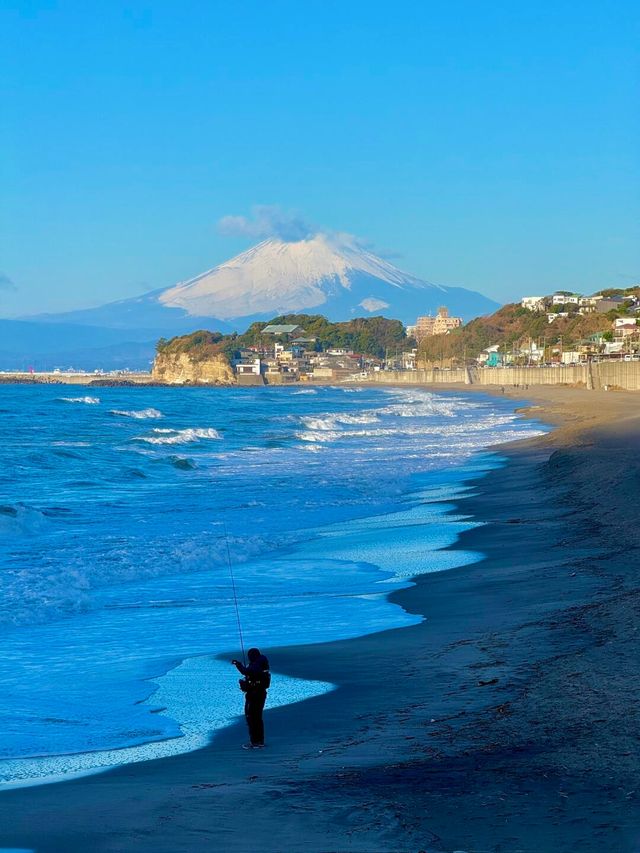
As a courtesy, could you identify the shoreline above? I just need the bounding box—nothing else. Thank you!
[1,387,639,851]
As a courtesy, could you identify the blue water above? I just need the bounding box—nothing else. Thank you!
[0,384,544,785]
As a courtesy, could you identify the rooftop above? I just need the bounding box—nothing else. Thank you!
[261,324,301,335]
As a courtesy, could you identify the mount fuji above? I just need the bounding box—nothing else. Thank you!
[154,234,498,325]
[8,235,499,369]
[40,234,498,329]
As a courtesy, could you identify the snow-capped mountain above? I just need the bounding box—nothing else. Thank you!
[156,234,498,324]
[9,234,499,368]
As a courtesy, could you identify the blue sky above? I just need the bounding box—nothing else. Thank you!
[1,0,638,315]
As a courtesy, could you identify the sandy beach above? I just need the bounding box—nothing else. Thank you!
[1,386,639,852]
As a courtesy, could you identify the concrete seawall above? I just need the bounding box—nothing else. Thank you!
[369,362,640,391]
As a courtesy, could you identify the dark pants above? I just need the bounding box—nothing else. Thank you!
[244,689,266,745]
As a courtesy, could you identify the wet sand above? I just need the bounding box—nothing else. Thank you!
[1,387,639,852]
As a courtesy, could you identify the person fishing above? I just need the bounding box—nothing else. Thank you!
[232,648,271,749]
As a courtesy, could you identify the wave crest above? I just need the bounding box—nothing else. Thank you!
[59,396,100,405]
[135,427,222,445]
[300,412,379,431]
[111,408,163,419]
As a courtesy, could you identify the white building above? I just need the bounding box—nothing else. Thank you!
[521,296,546,312]
[235,358,261,376]
[578,295,600,313]
[551,293,580,306]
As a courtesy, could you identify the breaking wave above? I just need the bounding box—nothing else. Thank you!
[292,389,317,395]
[0,531,290,628]
[135,427,222,445]
[300,412,380,431]
[110,408,163,419]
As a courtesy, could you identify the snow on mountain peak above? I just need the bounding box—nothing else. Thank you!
[158,233,436,320]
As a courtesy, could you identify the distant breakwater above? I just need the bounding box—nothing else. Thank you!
[0,373,156,386]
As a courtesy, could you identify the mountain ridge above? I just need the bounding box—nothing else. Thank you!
[25,234,499,331]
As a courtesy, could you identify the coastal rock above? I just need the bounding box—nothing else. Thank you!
[152,335,236,385]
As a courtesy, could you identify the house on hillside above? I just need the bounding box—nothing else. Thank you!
[478,345,502,367]
[521,296,546,312]
[594,296,626,313]
[613,318,638,341]
[551,293,581,306]
[578,295,601,314]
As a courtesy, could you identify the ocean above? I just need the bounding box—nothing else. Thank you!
[0,384,544,785]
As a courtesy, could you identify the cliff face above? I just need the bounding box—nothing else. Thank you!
[152,351,236,385]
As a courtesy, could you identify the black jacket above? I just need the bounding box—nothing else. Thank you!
[234,655,270,690]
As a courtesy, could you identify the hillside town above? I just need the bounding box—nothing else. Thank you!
[229,290,640,383]
[231,323,416,383]
[503,289,640,364]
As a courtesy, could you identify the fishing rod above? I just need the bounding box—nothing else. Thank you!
[223,522,246,666]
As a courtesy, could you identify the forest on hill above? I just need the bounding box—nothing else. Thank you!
[156,314,413,361]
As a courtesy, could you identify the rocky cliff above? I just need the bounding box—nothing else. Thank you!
[152,331,236,385]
